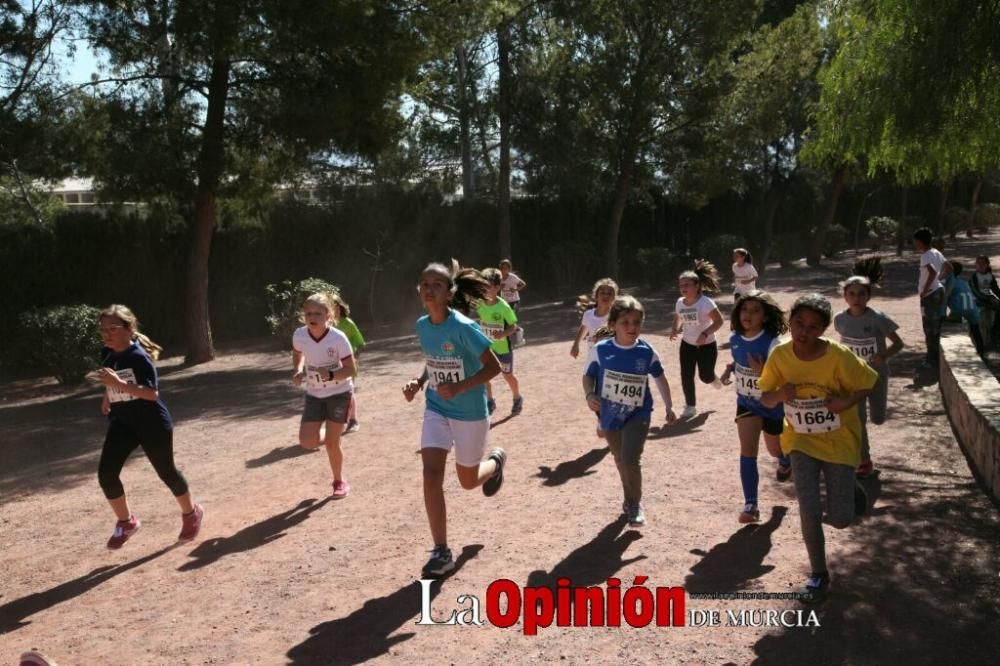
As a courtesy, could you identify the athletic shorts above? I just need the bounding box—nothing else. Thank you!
[420,409,490,467]
[497,351,514,374]
[736,406,783,436]
[302,392,352,424]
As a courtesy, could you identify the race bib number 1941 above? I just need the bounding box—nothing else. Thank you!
[426,357,466,390]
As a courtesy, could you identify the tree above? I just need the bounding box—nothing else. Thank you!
[75,0,447,363]
[514,0,759,276]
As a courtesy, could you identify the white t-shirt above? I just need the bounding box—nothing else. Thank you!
[675,295,720,345]
[732,262,758,295]
[580,308,608,348]
[501,273,522,303]
[918,248,946,296]
[292,325,354,397]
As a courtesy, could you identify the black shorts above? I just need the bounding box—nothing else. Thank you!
[736,406,783,436]
[302,392,352,424]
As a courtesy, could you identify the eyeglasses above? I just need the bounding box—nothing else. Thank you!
[98,324,124,333]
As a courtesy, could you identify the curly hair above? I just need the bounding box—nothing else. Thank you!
[730,290,788,337]
[789,292,832,328]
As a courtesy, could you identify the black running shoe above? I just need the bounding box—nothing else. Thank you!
[482,448,507,497]
[421,545,455,578]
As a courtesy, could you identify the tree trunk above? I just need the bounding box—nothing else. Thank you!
[896,186,908,256]
[496,21,512,260]
[806,164,847,266]
[759,188,780,274]
[967,178,983,237]
[455,46,475,199]
[184,56,230,364]
[937,178,951,238]
[606,160,634,278]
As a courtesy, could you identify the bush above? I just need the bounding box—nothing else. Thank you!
[974,203,1000,232]
[696,234,747,277]
[943,206,970,238]
[865,216,899,252]
[773,234,807,268]
[812,223,850,258]
[265,278,340,337]
[548,240,597,298]
[17,305,102,384]
[636,247,685,290]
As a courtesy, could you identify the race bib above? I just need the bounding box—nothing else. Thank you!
[305,362,342,389]
[841,336,877,362]
[734,363,761,399]
[426,356,465,390]
[481,322,506,340]
[600,369,646,407]
[679,308,698,326]
[106,368,138,403]
[501,288,518,302]
[785,398,841,434]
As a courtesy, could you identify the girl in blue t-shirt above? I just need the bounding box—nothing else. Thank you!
[402,260,505,579]
[584,296,677,528]
[720,291,790,523]
[94,305,203,549]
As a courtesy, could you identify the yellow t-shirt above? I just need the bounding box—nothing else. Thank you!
[758,339,879,466]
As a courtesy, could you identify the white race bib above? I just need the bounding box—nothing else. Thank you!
[600,370,646,407]
[840,336,877,362]
[305,362,342,389]
[106,368,139,403]
[786,398,841,434]
[426,356,465,390]
[501,288,518,302]
[734,363,762,399]
[481,322,506,340]
[679,308,698,326]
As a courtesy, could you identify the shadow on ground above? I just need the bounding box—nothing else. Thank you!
[286,545,483,665]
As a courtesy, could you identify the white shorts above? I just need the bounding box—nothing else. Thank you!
[420,409,490,467]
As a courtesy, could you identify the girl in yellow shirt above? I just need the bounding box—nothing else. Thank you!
[759,293,878,603]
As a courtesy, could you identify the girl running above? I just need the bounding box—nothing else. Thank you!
[570,278,619,358]
[584,296,677,527]
[478,268,524,416]
[670,259,725,419]
[758,293,878,603]
[333,295,366,433]
[718,290,792,524]
[292,293,356,498]
[732,248,759,301]
[833,258,905,477]
[498,259,526,312]
[402,261,506,578]
[94,305,203,549]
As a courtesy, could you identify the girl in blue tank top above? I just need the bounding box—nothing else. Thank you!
[720,291,791,523]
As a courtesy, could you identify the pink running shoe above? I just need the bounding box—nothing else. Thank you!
[178,504,205,541]
[107,515,140,549]
[332,480,350,499]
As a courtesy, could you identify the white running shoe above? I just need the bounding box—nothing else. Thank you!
[679,405,697,419]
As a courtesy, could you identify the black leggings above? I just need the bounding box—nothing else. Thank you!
[679,340,718,406]
[98,420,188,500]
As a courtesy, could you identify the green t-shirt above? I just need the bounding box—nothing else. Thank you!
[476,298,517,354]
[336,317,365,375]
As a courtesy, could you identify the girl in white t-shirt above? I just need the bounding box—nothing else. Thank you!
[670,259,725,419]
[732,248,759,301]
[291,292,357,499]
[571,278,619,358]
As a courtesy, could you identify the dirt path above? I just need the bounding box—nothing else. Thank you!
[2,235,999,665]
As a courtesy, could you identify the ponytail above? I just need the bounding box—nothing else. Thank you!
[680,259,721,295]
[99,304,163,360]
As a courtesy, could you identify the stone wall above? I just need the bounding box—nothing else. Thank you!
[939,325,1000,504]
